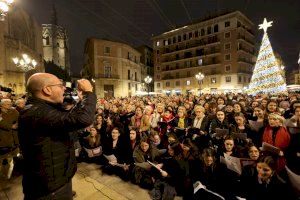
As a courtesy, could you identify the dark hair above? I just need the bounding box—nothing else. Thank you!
[257,154,277,171]
[168,142,182,157]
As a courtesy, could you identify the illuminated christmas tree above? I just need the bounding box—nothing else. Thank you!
[247,18,287,95]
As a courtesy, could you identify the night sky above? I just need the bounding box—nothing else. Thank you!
[19,0,300,75]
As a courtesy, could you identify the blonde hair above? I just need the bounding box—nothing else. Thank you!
[268,113,285,124]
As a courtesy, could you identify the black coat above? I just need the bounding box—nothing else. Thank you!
[239,168,297,200]
[18,92,96,197]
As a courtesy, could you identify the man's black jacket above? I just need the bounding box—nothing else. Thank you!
[18,92,96,197]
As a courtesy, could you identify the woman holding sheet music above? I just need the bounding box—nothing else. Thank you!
[102,127,132,180]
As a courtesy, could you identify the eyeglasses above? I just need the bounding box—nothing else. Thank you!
[46,83,65,88]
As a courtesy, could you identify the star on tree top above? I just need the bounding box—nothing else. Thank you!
[259,18,273,32]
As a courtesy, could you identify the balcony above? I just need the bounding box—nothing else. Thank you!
[238,58,255,65]
[161,37,220,55]
[237,46,255,55]
[237,34,255,46]
[95,74,120,79]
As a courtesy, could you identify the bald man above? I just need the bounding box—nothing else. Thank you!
[18,73,96,200]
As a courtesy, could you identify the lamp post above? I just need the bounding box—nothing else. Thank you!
[144,75,152,95]
[13,54,37,71]
[0,0,14,21]
[195,72,205,96]
[12,54,37,93]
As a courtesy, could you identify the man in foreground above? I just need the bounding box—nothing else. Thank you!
[18,73,96,200]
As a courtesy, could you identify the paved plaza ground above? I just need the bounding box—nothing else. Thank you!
[0,162,183,200]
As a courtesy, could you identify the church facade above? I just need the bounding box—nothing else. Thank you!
[0,6,44,94]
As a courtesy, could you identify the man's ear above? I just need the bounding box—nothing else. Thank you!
[41,86,52,96]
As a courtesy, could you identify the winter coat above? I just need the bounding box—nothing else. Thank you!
[18,92,96,197]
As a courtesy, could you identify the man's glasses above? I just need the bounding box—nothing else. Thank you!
[46,83,65,88]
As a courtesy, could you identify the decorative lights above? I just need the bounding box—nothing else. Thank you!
[247,18,287,95]
[12,54,37,71]
[0,0,14,21]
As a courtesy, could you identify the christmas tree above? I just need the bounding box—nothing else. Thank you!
[247,18,287,95]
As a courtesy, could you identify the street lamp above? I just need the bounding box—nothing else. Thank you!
[0,0,14,21]
[144,75,152,95]
[195,72,205,96]
[12,54,37,71]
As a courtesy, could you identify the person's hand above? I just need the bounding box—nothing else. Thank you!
[12,123,18,129]
[279,151,284,156]
[77,79,93,92]
[109,161,117,166]
[160,170,168,177]
[77,90,83,101]
[156,163,163,169]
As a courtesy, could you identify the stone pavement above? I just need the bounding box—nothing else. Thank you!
[0,162,183,200]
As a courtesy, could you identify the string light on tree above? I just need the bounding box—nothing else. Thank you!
[247,18,287,95]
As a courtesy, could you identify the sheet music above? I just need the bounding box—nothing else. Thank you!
[249,120,264,132]
[261,142,281,155]
[223,154,242,175]
[193,181,225,200]
[104,154,117,163]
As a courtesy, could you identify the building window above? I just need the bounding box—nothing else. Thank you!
[168,38,171,45]
[128,83,131,90]
[44,36,50,45]
[248,77,251,82]
[157,74,160,79]
[157,83,161,88]
[244,76,246,82]
[224,43,231,50]
[187,71,191,77]
[225,54,231,61]
[198,59,203,66]
[226,76,231,82]
[187,80,190,85]
[156,66,160,70]
[183,34,187,41]
[207,26,212,34]
[225,21,230,27]
[238,76,242,83]
[156,50,159,54]
[176,81,180,86]
[164,40,168,46]
[189,32,193,39]
[214,24,219,33]
[104,66,112,78]
[128,70,130,80]
[225,65,231,72]
[176,72,179,78]
[201,29,205,36]
[178,35,181,42]
[224,32,231,38]
[104,46,110,54]
[166,65,170,70]
[173,37,176,43]
[195,30,198,37]
[166,82,170,87]
[237,21,241,27]
[211,78,216,84]
[156,41,160,46]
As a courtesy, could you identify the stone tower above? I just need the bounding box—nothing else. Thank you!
[42,4,70,74]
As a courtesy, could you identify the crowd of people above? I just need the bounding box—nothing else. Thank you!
[0,79,300,199]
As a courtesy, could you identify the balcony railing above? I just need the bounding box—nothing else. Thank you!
[237,34,255,45]
[161,37,220,55]
[238,58,255,65]
[95,74,120,79]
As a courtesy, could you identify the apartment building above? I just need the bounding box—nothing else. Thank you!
[152,11,256,94]
[82,38,143,97]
